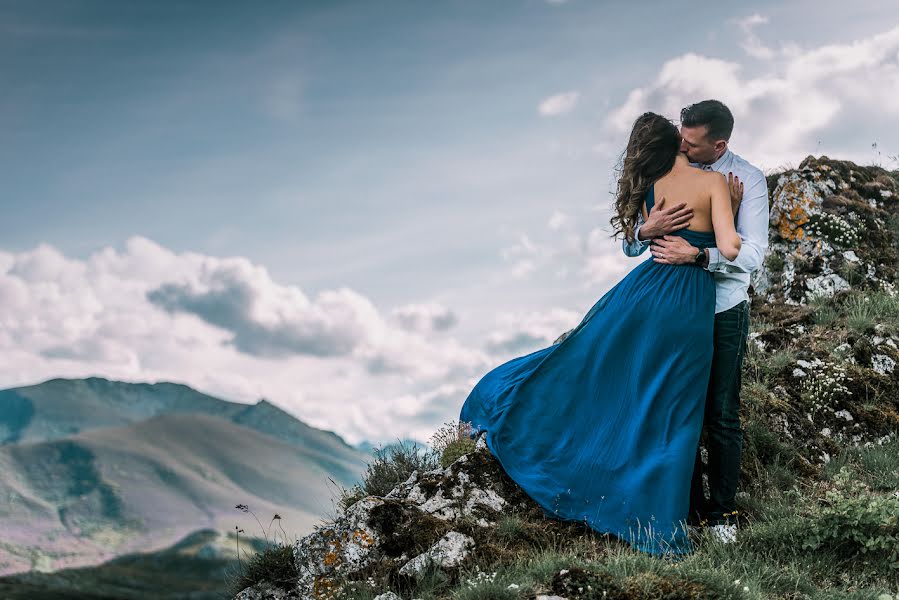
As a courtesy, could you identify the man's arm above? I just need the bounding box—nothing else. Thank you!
[705,173,769,273]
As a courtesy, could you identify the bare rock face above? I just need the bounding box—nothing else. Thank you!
[397,531,474,576]
[288,450,536,599]
[745,157,898,470]
[754,156,898,304]
[234,581,300,600]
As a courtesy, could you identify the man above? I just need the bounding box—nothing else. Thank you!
[621,99,769,543]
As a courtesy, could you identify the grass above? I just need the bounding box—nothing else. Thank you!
[233,280,899,599]
[234,419,899,600]
[228,542,297,596]
[842,291,899,334]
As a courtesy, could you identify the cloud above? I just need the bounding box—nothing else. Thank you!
[146,262,379,359]
[499,216,640,289]
[732,13,773,60]
[603,25,899,169]
[484,309,581,355]
[391,302,458,333]
[538,91,580,116]
[0,237,493,445]
[548,210,569,231]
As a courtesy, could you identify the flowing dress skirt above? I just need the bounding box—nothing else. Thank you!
[460,234,716,555]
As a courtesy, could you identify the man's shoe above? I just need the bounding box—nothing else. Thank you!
[710,523,737,544]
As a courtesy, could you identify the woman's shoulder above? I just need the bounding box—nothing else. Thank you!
[696,168,727,189]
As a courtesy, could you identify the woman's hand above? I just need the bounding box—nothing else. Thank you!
[728,172,744,219]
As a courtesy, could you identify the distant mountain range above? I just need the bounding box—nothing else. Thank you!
[0,377,371,577]
[354,437,432,456]
[0,528,264,599]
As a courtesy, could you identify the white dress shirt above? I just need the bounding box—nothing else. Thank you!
[621,148,770,314]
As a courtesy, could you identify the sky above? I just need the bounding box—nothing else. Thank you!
[2,0,899,445]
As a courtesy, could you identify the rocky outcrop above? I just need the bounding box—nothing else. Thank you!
[753,156,898,303]
[289,440,542,599]
[233,157,899,600]
[743,157,898,471]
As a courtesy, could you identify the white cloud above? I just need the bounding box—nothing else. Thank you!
[0,237,492,445]
[391,302,458,333]
[484,308,581,355]
[548,210,569,231]
[499,217,641,291]
[538,91,580,116]
[732,13,774,60]
[603,25,899,169]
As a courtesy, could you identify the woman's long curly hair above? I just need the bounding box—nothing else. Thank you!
[610,112,681,243]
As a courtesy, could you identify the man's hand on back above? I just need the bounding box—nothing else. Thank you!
[728,172,744,219]
[639,196,694,240]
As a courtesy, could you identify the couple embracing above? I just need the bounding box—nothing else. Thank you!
[460,100,769,556]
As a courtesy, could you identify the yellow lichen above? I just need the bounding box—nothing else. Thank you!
[352,529,375,546]
[322,550,341,567]
[313,576,341,600]
[775,184,814,242]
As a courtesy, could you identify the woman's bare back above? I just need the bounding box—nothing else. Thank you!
[642,166,721,233]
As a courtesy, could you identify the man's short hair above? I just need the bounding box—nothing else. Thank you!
[680,100,734,142]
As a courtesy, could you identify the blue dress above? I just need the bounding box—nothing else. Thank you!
[460,184,716,555]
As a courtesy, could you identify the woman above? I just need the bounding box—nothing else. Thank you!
[459,112,741,556]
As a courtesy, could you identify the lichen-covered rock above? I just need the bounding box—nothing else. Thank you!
[235,582,300,600]
[398,531,474,575]
[289,449,538,598]
[744,157,899,471]
[753,156,898,305]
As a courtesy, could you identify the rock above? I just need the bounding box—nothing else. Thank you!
[754,157,898,306]
[873,354,896,375]
[234,582,299,600]
[290,449,534,598]
[293,496,385,598]
[805,273,850,300]
[398,531,474,575]
[373,593,401,600]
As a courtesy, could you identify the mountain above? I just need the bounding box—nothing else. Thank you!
[0,377,356,453]
[0,528,267,599]
[0,379,372,576]
[354,437,431,456]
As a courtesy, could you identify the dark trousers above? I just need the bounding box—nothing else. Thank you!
[688,299,750,526]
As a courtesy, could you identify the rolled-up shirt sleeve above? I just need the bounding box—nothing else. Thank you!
[706,172,769,273]
[622,213,652,257]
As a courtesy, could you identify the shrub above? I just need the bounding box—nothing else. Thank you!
[800,466,899,574]
[353,439,439,502]
[229,543,297,596]
[430,420,478,468]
